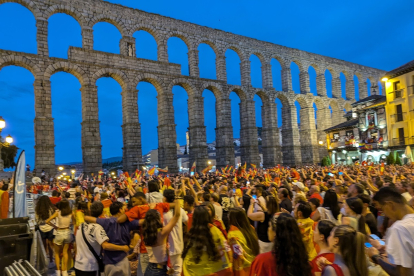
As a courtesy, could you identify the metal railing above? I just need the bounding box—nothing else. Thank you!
[393,88,404,99]
[390,112,406,123]
[392,137,407,146]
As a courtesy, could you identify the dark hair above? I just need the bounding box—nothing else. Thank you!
[133,192,146,199]
[35,196,55,221]
[228,208,260,256]
[52,190,59,197]
[109,201,124,215]
[297,201,312,218]
[118,190,125,198]
[184,195,195,206]
[266,195,280,215]
[202,193,211,202]
[357,194,371,205]
[182,206,220,264]
[355,184,365,194]
[280,188,289,199]
[316,220,336,244]
[373,186,405,205]
[163,189,175,203]
[143,209,163,246]
[90,201,104,218]
[345,197,366,234]
[57,199,72,216]
[272,213,312,276]
[64,192,70,199]
[148,180,159,193]
[202,202,216,222]
[308,198,320,208]
[322,189,340,219]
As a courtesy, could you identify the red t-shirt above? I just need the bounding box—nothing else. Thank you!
[187,212,193,230]
[250,251,278,276]
[311,252,335,274]
[50,197,61,205]
[310,193,324,205]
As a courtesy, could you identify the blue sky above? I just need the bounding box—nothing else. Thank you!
[0,0,413,167]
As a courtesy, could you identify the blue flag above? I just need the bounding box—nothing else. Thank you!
[13,150,27,217]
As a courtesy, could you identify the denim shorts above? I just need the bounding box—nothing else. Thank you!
[144,263,167,276]
[53,229,73,245]
[39,229,54,241]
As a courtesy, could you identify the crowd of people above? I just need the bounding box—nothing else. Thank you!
[2,163,414,276]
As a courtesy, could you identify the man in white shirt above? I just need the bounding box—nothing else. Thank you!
[94,183,104,195]
[163,189,188,276]
[368,187,414,276]
[74,202,130,276]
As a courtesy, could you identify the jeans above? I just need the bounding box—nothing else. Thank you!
[144,263,167,276]
[137,253,149,276]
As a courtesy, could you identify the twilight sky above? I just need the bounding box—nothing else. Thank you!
[0,0,413,168]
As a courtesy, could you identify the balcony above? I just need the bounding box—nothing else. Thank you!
[393,88,404,100]
[392,137,407,146]
[390,112,406,123]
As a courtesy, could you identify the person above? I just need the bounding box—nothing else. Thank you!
[210,193,223,221]
[278,188,292,213]
[295,201,317,260]
[342,197,369,234]
[203,202,228,239]
[309,185,324,205]
[100,192,112,217]
[218,186,231,230]
[46,199,74,276]
[312,190,340,224]
[35,195,56,263]
[347,183,364,198]
[183,195,195,230]
[74,201,130,276]
[249,213,312,276]
[322,225,368,276]
[162,189,188,276]
[142,196,181,276]
[182,205,232,276]
[311,220,336,276]
[247,195,280,253]
[0,183,9,219]
[309,198,320,218]
[67,183,77,200]
[228,207,259,276]
[26,164,30,172]
[146,180,163,203]
[50,190,62,205]
[357,194,379,236]
[367,187,414,276]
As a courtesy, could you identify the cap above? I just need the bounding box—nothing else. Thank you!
[292,181,305,191]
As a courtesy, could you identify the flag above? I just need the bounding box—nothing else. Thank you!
[135,169,141,178]
[158,166,168,172]
[250,164,256,169]
[190,162,196,173]
[148,166,156,175]
[202,165,213,174]
[380,163,385,175]
[13,150,27,217]
[223,165,229,173]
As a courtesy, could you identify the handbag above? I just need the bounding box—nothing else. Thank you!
[81,223,105,272]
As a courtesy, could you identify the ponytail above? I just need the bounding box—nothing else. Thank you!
[354,232,368,276]
[357,214,367,235]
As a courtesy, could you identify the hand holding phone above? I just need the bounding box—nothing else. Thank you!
[252,194,257,199]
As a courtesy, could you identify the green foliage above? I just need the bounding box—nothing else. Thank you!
[1,145,18,168]
[386,152,395,165]
[321,155,332,166]
[395,153,402,165]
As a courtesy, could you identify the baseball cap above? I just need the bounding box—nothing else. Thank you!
[292,181,305,191]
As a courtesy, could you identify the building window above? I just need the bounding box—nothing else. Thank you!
[394,81,402,99]
[396,104,403,122]
[398,127,405,145]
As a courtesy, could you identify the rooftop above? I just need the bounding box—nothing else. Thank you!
[351,95,386,107]
[384,59,414,80]
[324,118,359,132]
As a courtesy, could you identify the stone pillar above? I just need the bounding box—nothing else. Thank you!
[33,79,55,175]
[299,107,319,164]
[332,77,342,98]
[119,36,136,57]
[216,54,227,81]
[36,19,49,56]
[157,43,168,62]
[281,104,302,166]
[281,67,293,92]
[316,74,327,97]
[157,92,178,172]
[188,49,199,77]
[346,78,355,100]
[261,101,282,167]
[82,27,94,50]
[299,71,311,94]
[122,88,142,173]
[80,84,102,175]
[360,81,368,98]
[239,99,260,166]
[187,95,208,171]
[316,108,331,160]
[215,98,235,169]
[262,63,273,90]
[240,60,251,87]
[332,109,345,124]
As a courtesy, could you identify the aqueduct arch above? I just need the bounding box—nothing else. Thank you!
[0,0,386,173]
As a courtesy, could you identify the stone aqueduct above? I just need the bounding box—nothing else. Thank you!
[0,0,386,174]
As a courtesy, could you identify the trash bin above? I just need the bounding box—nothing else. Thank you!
[0,217,33,276]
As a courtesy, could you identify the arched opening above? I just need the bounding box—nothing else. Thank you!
[325,69,333,98]
[340,72,347,99]
[271,58,282,91]
[250,54,262,88]
[308,66,317,96]
[167,37,189,76]
[96,77,123,160]
[93,22,122,54]
[290,62,300,94]
[313,103,318,128]
[133,30,157,61]
[275,98,283,128]
[51,72,82,164]
[367,79,372,96]
[137,82,158,157]
[230,92,241,140]
[203,89,216,143]
[354,75,360,101]
[172,86,189,148]
[225,49,241,85]
[377,81,383,95]
[0,3,36,54]
[48,13,82,58]
[254,94,263,128]
[198,43,216,79]
[0,66,35,167]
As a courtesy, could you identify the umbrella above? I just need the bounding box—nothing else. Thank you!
[404,146,413,163]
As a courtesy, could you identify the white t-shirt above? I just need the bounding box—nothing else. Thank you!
[67,188,77,199]
[213,204,223,220]
[401,192,412,203]
[94,187,103,194]
[386,214,414,273]
[163,208,188,255]
[75,222,109,272]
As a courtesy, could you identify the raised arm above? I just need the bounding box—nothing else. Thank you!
[247,198,265,222]
[161,199,181,236]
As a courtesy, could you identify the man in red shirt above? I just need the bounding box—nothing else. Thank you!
[49,190,61,205]
[309,185,323,205]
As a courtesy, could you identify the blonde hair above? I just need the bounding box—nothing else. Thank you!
[293,193,307,205]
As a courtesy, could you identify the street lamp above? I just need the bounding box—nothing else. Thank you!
[208,161,211,164]
[5,135,13,144]
[0,117,5,129]
[111,172,115,175]
[319,141,324,145]
[0,116,14,172]
[58,166,64,171]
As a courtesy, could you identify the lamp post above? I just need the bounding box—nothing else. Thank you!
[0,116,14,172]
[71,169,76,179]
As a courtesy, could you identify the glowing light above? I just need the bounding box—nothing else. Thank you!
[381,77,388,82]
[5,135,13,143]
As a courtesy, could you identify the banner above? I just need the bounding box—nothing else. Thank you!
[14,150,27,217]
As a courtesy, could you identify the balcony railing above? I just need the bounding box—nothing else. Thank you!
[391,112,406,123]
[409,85,414,95]
[393,88,404,99]
[392,137,407,146]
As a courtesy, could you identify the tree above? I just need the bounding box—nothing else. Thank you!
[321,155,332,166]
[386,151,395,165]
[395,153,402,165]
[1,145,18,169]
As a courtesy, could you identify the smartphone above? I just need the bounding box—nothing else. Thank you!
[190,172,194,176]
[339,172,343,175]
[247,181,250,185]
[328,173,334,177]
[364,242,373,248]
[252,195,257,199]
[370,234,385,245]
